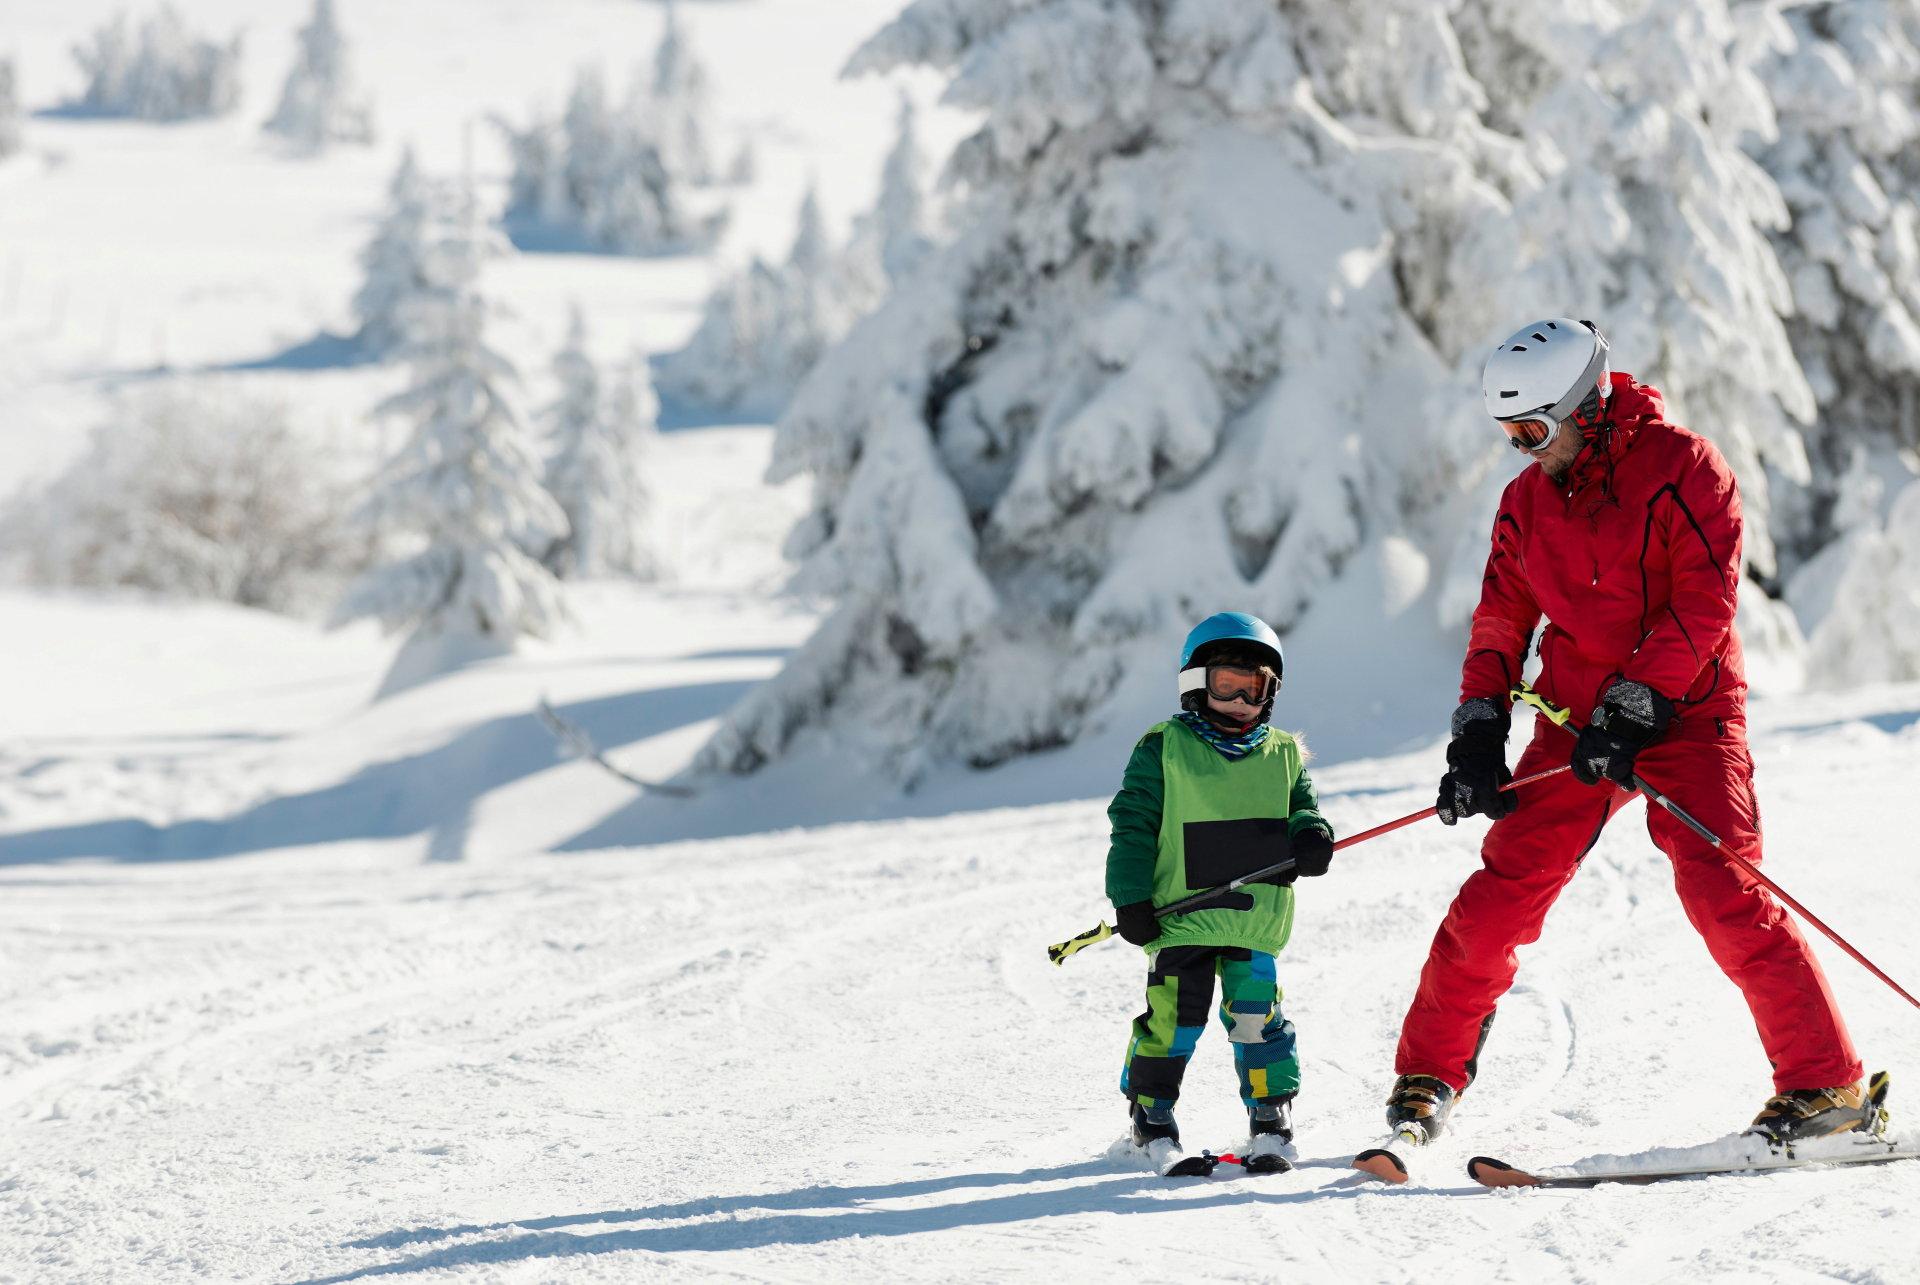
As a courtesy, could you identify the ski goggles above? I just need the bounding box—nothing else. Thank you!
[1203,664,1275,704]
[1501,417,1555,453]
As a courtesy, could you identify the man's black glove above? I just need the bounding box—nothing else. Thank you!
[1437,697,1518,825]
[1571,680,1674,787]
[1288,828,1334,879]
[1115,900,1160,947]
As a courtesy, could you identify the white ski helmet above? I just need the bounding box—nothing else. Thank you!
[1481,318,1611,432]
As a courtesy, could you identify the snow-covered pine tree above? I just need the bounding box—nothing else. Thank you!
[352,147,440,356]
[696,0,1478,778]
[1756,1,1920,575]
[1805,479,1920,684]
[263,0,375,152]
[0,58,21,161]
[544,310,659,580]
[497,60,726,255]
[850,92,931,287]
[644,0,716,186]
[334,189,567,679]
[70,5,243,121]
[1436,0,1816,588]
[655,184,872,418]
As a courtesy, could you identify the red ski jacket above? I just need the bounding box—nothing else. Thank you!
[1460,373,1747,728]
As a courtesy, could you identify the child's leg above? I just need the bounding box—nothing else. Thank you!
[1216,948,1299,1106]
[1120,945,1220,1109]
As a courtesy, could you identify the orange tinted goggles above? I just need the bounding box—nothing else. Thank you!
[1206,664,1274,704]
[1500,417,1554,453]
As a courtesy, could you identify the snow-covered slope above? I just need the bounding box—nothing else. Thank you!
[4,678,1919,1282]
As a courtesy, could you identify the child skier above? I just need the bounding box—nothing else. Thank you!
[1107,611,1336,1175]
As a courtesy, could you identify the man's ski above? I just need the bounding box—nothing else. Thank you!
[1352,1126,1423,1183]
[1468,1129,1920,1190]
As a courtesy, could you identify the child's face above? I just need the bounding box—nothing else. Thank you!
[1205,691,1263,723]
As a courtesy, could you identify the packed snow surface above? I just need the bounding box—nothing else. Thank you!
[3,588,1918,1280]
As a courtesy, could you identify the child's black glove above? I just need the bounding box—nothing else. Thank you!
[1114,900,1160,946]
[1289,828,1334,879]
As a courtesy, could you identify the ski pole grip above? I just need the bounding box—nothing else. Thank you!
[1509,683,1573,726]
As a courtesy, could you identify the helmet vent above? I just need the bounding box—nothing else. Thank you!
[1511,344,1526,351]
[1499,390,1517,398]
[1531,331,1547,342]
[1547,321,1558,329]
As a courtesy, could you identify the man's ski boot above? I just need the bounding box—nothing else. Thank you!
[1385,1073,1457,1144]
[1131,1103,1216,1177]
[1244,1096,1295,1174]
[1354,1075,1459,1183]
[1747,1071,1890,1148]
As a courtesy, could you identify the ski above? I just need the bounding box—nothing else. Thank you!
[1131,1142,1295,1177]
[1352,1126,1424,1183]
[1468,1130,1920,1190]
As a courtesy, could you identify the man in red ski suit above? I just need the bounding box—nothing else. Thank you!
[1384,318,1867,1148]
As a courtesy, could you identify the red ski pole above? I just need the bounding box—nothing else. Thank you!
[1046,763,1570,964]
[1511,683,1920,1014]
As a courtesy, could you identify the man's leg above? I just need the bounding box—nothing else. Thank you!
[1395,727,1618,1091]
[1637,729,1863,1092]
[1215,948,1299,1106]
[1121,945,1220,1110]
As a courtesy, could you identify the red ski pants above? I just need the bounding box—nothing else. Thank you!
[1396,716,1862,1095]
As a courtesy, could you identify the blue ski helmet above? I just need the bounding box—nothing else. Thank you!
[1179,612,1283,721]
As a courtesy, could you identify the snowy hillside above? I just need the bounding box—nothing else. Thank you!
[5,676,1919,1281]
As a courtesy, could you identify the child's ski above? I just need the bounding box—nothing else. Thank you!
[1135,1143,1294,1177]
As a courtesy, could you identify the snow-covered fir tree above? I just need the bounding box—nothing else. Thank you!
[644,0,717,186]
[1805,479,1920,684]
[334,192,567,669]
[697,1,1470,778]
[696,0,1897,780]
[496,11,730,257]
[263,0,374,152]
[849,93,931,287]
[0,58,22,161]
[70,5,243,121]
[543,307,659,580]
[352,147,440,356]
[1755,1,1920,574]
[655,184,879,418]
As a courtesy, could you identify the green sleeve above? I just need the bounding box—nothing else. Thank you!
[1105,730,1165,907]
[1286,762,1334,841]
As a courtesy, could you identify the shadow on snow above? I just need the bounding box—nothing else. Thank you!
[0,683,734,864]
[299,1160,1466,1281]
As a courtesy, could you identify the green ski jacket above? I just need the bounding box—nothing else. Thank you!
[1105,719,1332,956]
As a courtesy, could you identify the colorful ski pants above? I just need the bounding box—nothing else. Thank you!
[1396,716,1863,1095]
[1122,944,1299,1110]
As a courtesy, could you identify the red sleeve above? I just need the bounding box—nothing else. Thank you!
[1459,496,1541,707]
[1621,441,1741,701]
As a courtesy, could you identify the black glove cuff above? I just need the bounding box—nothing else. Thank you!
[1593,680,1673,745]
[1451,697,1510,740]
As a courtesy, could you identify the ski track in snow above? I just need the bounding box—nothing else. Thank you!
[5,688,1919,1281]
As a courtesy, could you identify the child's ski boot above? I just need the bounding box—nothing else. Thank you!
[1244,1096,1295,1174]
[1131,1103,1214,1177]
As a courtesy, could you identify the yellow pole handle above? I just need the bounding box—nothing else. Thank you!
[1509,681,1573,727]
